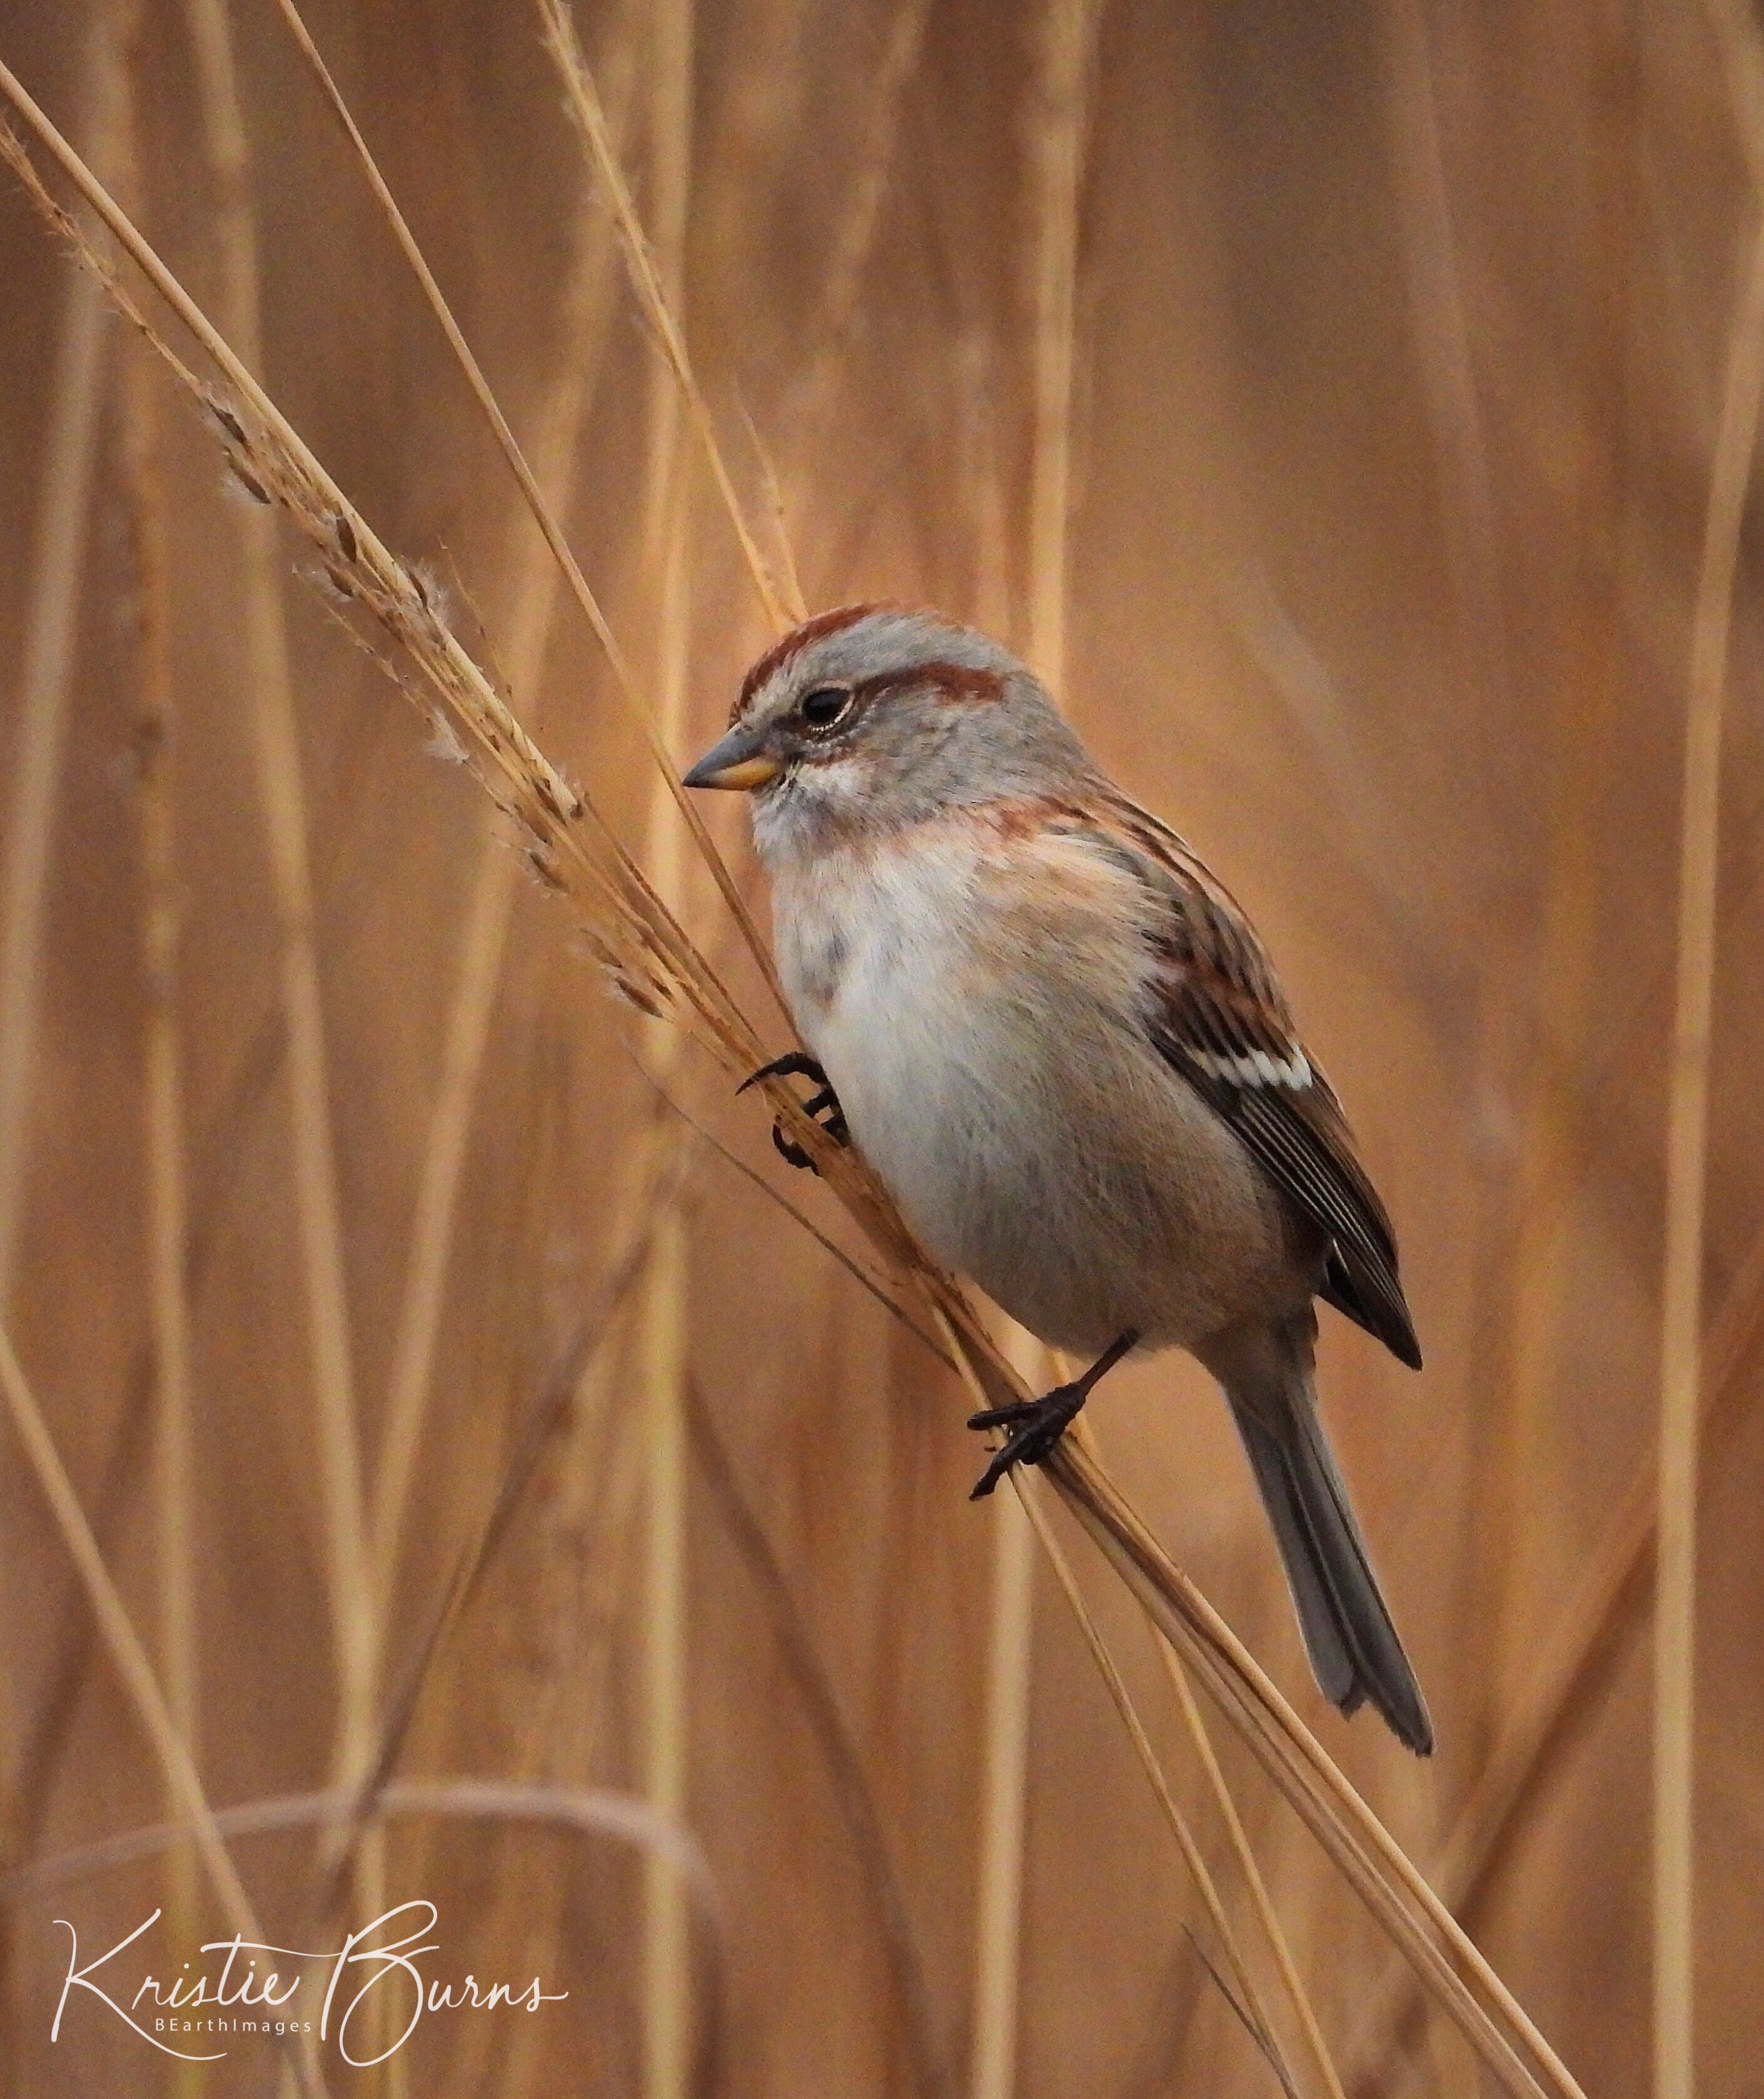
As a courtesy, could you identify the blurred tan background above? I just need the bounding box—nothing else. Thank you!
[0,0,1759,2092]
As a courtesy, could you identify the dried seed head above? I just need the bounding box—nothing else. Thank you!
[423,710,469,767]
[207,400,248,447]
[305,561,355,606]
[407,561,451,624]
[222,461,273,506]
[606,968,665,1020]
[524,842,567,893]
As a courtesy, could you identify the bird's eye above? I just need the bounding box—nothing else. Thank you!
[799,685,853,731]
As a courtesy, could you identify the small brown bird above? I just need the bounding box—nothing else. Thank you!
[686,604,1433,1754]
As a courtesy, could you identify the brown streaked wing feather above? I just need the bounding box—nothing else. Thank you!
[1065,791,1423,1370]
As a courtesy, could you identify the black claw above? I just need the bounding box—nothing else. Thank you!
[738,1051,829,1095]
[966,1331,1138,1499]
[966,1398,1043,1432]
[968,1385,1087,1497]
[770,1123,816,1173]
[743,1051,850,1173]
[802,1088,850,1147]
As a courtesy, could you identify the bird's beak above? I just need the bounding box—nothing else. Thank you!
[682,719,780,791]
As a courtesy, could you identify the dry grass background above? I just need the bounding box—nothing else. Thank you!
[0,0,1760,2093]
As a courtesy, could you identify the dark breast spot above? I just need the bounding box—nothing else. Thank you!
[797,925,849,1008]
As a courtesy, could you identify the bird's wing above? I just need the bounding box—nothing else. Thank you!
[1060,791,1422,1370]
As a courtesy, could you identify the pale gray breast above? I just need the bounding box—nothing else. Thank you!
[771,826,1303,1355]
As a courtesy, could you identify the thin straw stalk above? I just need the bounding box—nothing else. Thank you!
[640,665,695,2099]
[1344,1216,1764,2085]
[537,0,804,630]
[370,33,635,1612]
[1039,1427,1575,2099]
[0,1319,328,2099]
[777,0,932,467]
[181,0,373,1783]
[6,1777,721,1927]
[0,3,123,1301]
[1022,0,1097,692]
[637,0,695,579]
[1009,1462,1296,2091]
[637,1208,693,2099]
[968,1325,1042,2099]
[637,6,698,2089]
[1651,148,1764,2099]
[970,3,1094,2071]
[115,84,200,2000]
[264,0,789,1021]
[685,1374,955,2099]
[0,75,772,1102]
[1156,1638,1348,2099]
[0,72,1585,2099]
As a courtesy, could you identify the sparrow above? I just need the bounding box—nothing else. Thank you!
[685,604,1433,1754]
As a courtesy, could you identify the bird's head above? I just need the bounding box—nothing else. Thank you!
[683,604,1087,859]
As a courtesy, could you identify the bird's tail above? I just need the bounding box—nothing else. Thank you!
[1211,1313,1433,1756]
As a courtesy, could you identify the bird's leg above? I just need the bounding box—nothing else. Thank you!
[738,1051,850,1173]
[967,1330,1139,1500]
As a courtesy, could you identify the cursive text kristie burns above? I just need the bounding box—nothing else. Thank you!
[53,1901,567,2068]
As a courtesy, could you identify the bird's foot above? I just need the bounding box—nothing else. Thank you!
[738,1052,850,1174]
[967,1387,1089,1498]
[967,1330,1138,1499]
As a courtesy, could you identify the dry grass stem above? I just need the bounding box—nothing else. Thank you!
[1650,120,1764,2099]
[635,11,698,2086]
[1007,1460,1298,2093]
[1345,1216,1764,2085]
[1,1776,730,2081]
[370,32,636,1612]
[635,0,694,579]
[1155,1638,1347,2099]
[1039,1427,1580,2099]
[777,0,932,467]
[537,0,805,629]
[1656,14,1764,2095]
[181,0,373,1784]
[0,6,123,1301]
[0,1318,328,2099]
[969,1327,1041,2099]
[641,1190,690,2099]
[4,1778,721,1921]
[114,0,198,1970]
[265,0,789,1019]
[1024,0,1097,686]
[0,50,1588,2099]
[685,1375,954,2099]
[1379,0,1510,738]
